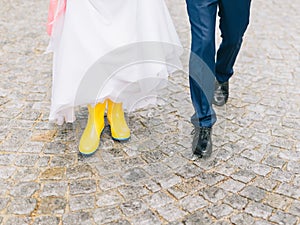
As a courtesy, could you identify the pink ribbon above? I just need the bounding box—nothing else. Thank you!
[47,0,66,36]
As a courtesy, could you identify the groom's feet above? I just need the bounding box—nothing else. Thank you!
[213,80,229,106]
[192,126,212,158]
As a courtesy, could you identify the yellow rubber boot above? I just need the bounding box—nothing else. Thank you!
[107,99,130,141]
[79,102,106,155]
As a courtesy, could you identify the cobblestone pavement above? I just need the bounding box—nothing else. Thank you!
[1,0,300,224]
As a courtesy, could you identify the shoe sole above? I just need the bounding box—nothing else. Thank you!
[112,136,131,142]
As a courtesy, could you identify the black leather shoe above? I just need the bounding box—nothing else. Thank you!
[192,127,212,158]
[213,80,229,106]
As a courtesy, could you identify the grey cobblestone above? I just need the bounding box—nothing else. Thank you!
[245,202,273,219]
[240,185,267,202]
[10,182,40,197]
[96,190,123,207]
[1,0,299,224]
[70,179,97,195]
[269,211,298,225]
[7,198,37,215]
[37,197,66,214]
[32,216,60,225]
[230,213,255,225]
[131,210,161,225]
[69,195,95,211]
[62,212,93,225]
[207,203,234,220]
[40,181,67,197]
[157,204,187,222]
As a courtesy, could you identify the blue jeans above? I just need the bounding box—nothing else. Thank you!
[186,0,251,127]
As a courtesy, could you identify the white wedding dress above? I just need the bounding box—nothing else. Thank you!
[48,0,182,125]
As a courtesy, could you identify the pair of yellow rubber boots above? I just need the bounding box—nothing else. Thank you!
[79,99,130,156]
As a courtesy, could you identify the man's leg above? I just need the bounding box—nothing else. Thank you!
[186,0,218,128]
[186,0,218,157]
[215,0,251,83]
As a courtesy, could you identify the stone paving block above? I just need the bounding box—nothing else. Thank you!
[252,220,275,225]
[120,199,148,216]
[182,211,213,225]
[287,200,300,217]
[0,166,16,179]
[32,216,60,225]
[118,185,150,200]
[292,175,300,186]
[50,154,77,167]
[262,155,286,169]
[66,164,93,180]
[93,207,123,224]
[219,178,245,193]
[39,167,65,180]
[157,204,187,222]
[40,181,67,197]
[230,169,256,183]
[0,154,15,166]
[143,179,161,192]
[62,212,93,225]
[200,186,227,204]
[278,151,300,161]
[241,149,265,162]
[287,161,300,174]
[176,163,203,179]
[43,142,67,154]
[245,202,273,219]
[96,190,123,207]
[144,163,172,176]
[270,169,294,183]
[179,195,208,213]
[4,217,31,225]
[70,179,97,195]
[223,194,248,210]
[99,174,125,191]
[131,209,161,225]
[69,195,95,211]
[264,193,292,211]
[269,210,298,225]
[0,197,9,211]
[0,179,11,196]
[251,176,278,192]
[198,172,225,186]
[141,150,167,163]
[176,179,206,195]
[162,154,189,170]
[246,163,272,176]
[106,220,131,225]
[10,182,40,197]
[207,203,234,220]
[154,173,182,189]
[7,198,37,215]
[239,185,267,202]
[96,161,120,176]
[275,183,300,199]
[213,163,236,176]
[167,186,187,200]
[36,156,50,167]
[230,213,255,225]
[121,167,149,183]
[143,191,174,209]
[37,197,67,214]
[119,157,146,171]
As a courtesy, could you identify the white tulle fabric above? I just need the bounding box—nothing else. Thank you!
[47,0,182,125]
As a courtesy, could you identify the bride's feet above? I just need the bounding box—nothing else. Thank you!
[107,99,130,141]
[79,102,106,156]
